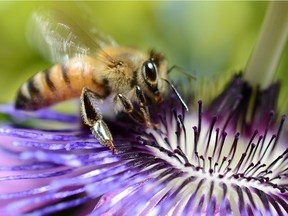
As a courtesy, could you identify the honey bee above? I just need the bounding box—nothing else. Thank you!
[15,8,188,154]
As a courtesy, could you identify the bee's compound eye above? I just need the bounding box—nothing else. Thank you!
[143,60,157,82]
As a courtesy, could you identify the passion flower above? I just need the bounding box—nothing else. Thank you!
[1,1,288,215]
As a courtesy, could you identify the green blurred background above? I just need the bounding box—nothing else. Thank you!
[0,1,287,111]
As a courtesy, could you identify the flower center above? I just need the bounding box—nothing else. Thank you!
[131,101,287,215]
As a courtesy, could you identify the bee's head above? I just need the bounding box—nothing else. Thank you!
[140,50,167,103]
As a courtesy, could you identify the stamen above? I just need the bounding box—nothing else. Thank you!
[221,94,242,132]
[208,157,213,174]
[192,126,198,154]
[250,163,266,177]
[223,159,232,175]
[213,162,218,174]
[195,152,201,168]
[222,167,232,178]
[218,156,227,173]
[259,134,276,161]
[244,143,256,165]
[252,135,263,161]
[204,116,217,157]
[259,110,274,157]
[173,109,181,147]
[211,128,219,159]
[242,162,255,175]
[233,153,247,174]
[174,146,195,169]
[200,155,205,172]
[197,100,202,142]
[216,131,227,164]
[164,137,172,150]
[272,115,286,151]
[244,129,258,153]
[265,148,288,173]
[227,132,240,164]
[178,114,187,153]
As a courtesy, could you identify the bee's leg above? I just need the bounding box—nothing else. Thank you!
[135,86,152,127]
[80,88,117,154]
[117,94,147,125]
[117,86,152,128]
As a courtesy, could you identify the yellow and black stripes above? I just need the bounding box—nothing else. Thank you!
[44,69,56,92]
[61,64,70,85]
[15,57,108,111]
[15,68,56,110]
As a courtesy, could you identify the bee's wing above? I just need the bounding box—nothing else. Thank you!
[27,8,118,63]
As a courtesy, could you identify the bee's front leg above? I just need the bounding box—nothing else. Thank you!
[117,85,153,128]
[80,88,117,154]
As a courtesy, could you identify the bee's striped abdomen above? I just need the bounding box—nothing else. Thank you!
[15,58,109,111]
[61,64,71,85]
[15,71,50,110]
[44,69,56,92]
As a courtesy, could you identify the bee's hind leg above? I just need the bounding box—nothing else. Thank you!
[80,88,117,154]
[117,85,154,129]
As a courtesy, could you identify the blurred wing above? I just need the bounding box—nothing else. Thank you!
[27,8,118,63]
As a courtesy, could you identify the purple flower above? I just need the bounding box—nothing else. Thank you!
[1,2,288,215]
[0,73,287,215]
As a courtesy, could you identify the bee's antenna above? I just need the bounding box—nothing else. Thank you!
[161,78,189,112]
[167,65,196,80]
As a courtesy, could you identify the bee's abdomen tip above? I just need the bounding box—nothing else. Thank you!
[14,92,38,111]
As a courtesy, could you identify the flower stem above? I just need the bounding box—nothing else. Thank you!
[244,1,288,89]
